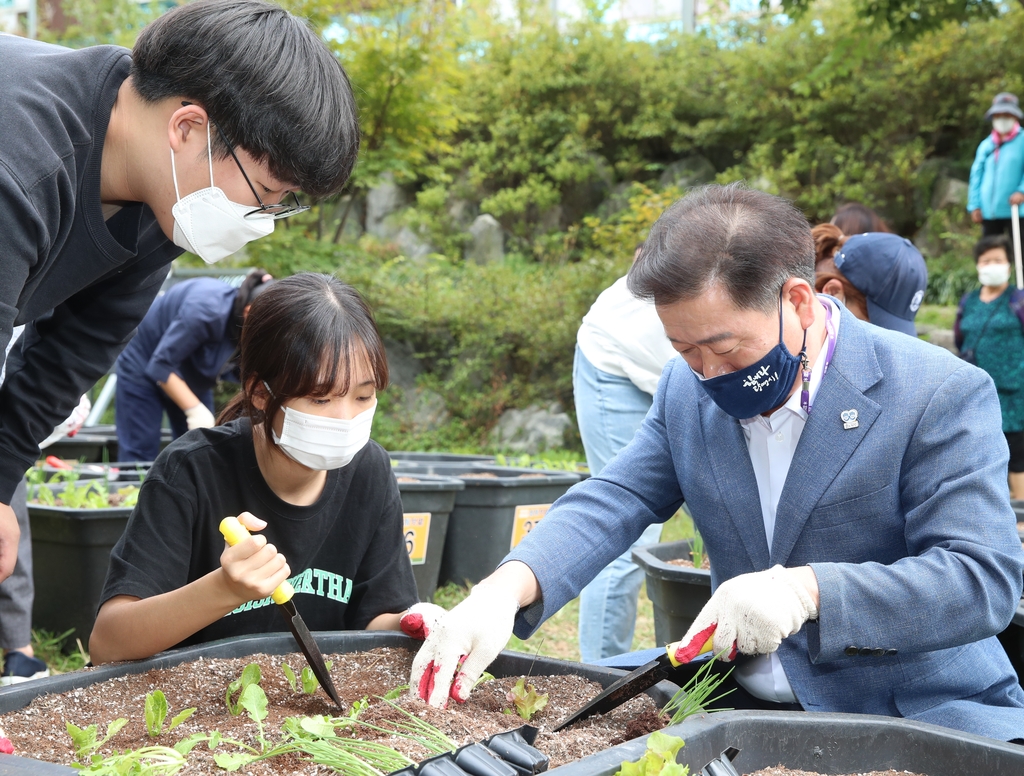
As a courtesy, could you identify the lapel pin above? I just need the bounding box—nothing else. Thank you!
[841,409,859,430]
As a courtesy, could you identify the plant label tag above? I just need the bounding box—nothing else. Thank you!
[510,504,551,550]
[841,409,859,430]
[403,512,431,566]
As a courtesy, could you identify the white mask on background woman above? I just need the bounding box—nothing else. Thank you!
[979,263,1012,288]
[993,117,1018,135]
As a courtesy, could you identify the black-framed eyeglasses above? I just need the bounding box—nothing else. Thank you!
[211,121,310,221]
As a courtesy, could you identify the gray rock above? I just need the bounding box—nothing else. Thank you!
[397,226,436,261]
[383,338,423,392]
[466,214,504,264]
[931,177,969,211]
[490,402,573,453]
[448,199,478,229]
[366,173,410,238]
[658,156,716,190]
[330,195,364,241]
[402,388,450,432]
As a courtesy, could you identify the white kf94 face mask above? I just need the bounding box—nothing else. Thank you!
[271,402,377,471]
[979,263,1012,288]
[169,122,274,264]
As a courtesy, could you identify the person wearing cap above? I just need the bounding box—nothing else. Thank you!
[113,270,273,463]
[811,225,927,336]
[955,234,1024,500]
[968,92,1024,239]
[409,184,1024,743]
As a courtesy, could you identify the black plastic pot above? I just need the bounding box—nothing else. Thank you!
[392,463,581,586]
[42,432,118,464]
[395,474,465,600]
[0,631,679,775]
[390,452,495,464]
[35,461,153,484]
[26,481,135,649]
[632,540,712,645]
[545,709,1024,775]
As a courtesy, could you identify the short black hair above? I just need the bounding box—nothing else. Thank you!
[131,0,359,198]
[628,183,815,314]
[974,234,1011,262]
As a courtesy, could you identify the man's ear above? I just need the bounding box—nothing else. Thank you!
[167,102,209,153]
[784,277,818,330]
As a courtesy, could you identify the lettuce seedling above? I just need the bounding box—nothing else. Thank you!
[506,677,548,721]
[615,731,689,776]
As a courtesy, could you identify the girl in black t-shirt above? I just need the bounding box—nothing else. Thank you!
[90,274,420,664]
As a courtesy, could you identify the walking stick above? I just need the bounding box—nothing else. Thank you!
[1013,203,1024,290]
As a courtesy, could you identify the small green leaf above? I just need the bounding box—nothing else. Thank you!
[239,683,269,727]
[382,683,410,700]
[647,731,685,759]
[282,663,297,692]
[299,716,337,738]
[168,707,196,732]
[300,665,319,695]
[474,671,495,688]
[506,676,548,721]
[226,662,262,715]
[145,690,168,737]
[66,721,98,757]
[173,731,209,755]
[214,751,254,771]
[208,730,222,750]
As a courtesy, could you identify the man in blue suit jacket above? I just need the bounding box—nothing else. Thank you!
[410,184,1024,741]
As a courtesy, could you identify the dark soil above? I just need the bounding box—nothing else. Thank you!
[0,647,668,774]
[747,768,927,776]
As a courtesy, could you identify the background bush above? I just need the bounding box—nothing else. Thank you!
[47,0,1018,449]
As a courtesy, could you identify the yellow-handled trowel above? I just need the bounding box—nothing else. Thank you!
[220,516,343,709]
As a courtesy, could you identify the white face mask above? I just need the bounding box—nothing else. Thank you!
[993,117,1018,135]
[271,402,376,471]
[169,123,274,264]
[979,263,1012,288]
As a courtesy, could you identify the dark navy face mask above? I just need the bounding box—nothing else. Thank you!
[691,291,808,420]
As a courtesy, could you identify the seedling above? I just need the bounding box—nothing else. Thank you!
[66,719,128,760]
[661,653,733,725]
[615,731,688,776]
[506,676,548,721]
[144,690,196,738]
[689,529,706,569]
[225,663,262,716]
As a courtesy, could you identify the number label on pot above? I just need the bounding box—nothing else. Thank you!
[510,504,551,550]
[403,512,431,565]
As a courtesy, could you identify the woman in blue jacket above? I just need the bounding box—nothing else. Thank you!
[968,92,1024,238]
[114,269,272,462]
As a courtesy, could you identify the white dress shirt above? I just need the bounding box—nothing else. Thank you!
[732,298,841,703]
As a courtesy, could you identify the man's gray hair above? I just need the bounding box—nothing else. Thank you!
[627,183,815,315]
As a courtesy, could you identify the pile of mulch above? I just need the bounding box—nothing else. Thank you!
[0,647,667,774]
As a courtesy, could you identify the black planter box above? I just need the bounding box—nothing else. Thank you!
[632,540,712,645]
[0,631,679,775]
[42,433,118,464]
[546,709,1024,775]
[392,463,580,586]
[35,461,153,484]
[390,452,495,464]
[26,482,135,649]
[395,474,465,601]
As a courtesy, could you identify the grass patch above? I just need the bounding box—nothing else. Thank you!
[915,303,958,330]
[32,628,89,675]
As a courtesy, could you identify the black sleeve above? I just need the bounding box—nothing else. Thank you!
[100,475,199,607]
[344,471,420,629]
[0,245,172,503]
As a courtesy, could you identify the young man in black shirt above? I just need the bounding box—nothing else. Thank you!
[0,0,359,581]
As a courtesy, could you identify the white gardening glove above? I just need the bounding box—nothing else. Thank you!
[409,584,519,707]
[671,565,818,665]
[39,394,92,450]
[400,603,448,640]
[184,403,216,430]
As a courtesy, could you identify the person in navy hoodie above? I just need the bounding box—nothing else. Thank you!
[969,92,1024,239]
[114,269,272,462]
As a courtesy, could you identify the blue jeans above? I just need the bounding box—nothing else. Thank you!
[115,374,212,462]
[573,345,663,662]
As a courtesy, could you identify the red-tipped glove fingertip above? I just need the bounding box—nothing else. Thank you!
[417,660,439,701]
[0,738,13,755]
[672,623,718,665]
[401,613,429,640]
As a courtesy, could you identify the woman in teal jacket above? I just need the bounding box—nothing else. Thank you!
[968,92,1024,238]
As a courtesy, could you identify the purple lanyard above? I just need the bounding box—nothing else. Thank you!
[800,301,837,414]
